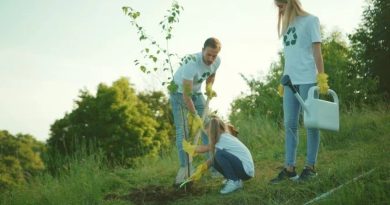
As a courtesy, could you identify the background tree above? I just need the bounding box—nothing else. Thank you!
[322,31,379,107]
[349,0,390,98]
[47,77,162,168]
[229,55,283,125]
[138,91,174,154]
[0,130,45,190]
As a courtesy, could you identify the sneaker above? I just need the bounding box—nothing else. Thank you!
[298,166,317,181]
[175,166,194,185]
[220,179,243,194]
[269,168,299,184]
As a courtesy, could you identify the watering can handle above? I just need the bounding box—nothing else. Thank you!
[308,86,339,104]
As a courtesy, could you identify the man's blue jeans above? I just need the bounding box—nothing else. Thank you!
[283,83,320,167]
[170,92,209,167]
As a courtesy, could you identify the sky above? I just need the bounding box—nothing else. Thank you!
[0,0,366,142]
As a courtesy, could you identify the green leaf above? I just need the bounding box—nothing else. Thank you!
[140,65,146,73]
[167,81,178,93]
[122,7,128,15]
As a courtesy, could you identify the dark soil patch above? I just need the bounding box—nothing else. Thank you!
[104,183,206,205]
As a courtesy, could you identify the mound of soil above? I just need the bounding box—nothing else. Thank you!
[104,183,206,205]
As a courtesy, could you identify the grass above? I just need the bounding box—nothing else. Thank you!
[1,104,389,205]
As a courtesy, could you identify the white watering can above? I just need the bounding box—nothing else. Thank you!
[281,75,339,131]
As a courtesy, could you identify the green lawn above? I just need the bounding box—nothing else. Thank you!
[1,106,389,205]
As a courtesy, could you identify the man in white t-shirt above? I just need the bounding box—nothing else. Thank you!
[170,37,221,186]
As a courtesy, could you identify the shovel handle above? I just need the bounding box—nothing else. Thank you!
[193,97,210,145]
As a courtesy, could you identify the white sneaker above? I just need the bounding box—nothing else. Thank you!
[220,179,243,194]
[175,166,194,185]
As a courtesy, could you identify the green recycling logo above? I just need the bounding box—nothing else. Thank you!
[283,27,297,47]
[197,72,211,83]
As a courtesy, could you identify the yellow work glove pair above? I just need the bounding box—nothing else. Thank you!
[317,73,329,95]
[188,112,203,136]
[189,162,208,181]
[205,84,217,99]
[183,139,197,157]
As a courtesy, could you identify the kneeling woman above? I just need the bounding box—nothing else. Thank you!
[190,115,255,194]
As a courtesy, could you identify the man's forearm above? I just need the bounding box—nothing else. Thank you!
[183,95,196,114]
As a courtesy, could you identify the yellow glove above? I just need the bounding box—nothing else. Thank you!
[278,84,284,97]
[205,84,217,99]
[317,73,330,95]
[189,162,208,181]
[188,112,203,136]
[183,139,197,157]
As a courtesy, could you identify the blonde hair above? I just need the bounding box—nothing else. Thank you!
[205,115,227,155]
[275,0,308,37]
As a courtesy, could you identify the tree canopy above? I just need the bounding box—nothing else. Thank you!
[47,77,172,167]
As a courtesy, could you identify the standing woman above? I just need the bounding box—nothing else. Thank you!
[270,0,329,184]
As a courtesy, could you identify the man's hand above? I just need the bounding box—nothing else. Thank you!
[188,112,203,136]
[189,162,208,181]
[183,139,197,157]
[205,84,217,99]
[317,73,329,95]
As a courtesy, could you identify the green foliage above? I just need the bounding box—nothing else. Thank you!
[0,130,45,190]
[348,0,390,97]
[47,77,163,168]
[322,31,379,107]
[138,91,174,154]
[229,52,284,124]
[122,1,186,93]
[1,105,389,205]
[0,156,25,190]
[0,153,112,205]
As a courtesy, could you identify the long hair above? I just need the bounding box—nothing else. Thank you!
[205,115,227,155]
[275,0,308,37]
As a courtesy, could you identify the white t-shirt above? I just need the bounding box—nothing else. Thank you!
[283,14,322,84]
[173,52,221,93]
[215,133,255,177]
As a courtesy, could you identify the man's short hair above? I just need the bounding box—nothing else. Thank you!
[203,37,221,50]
